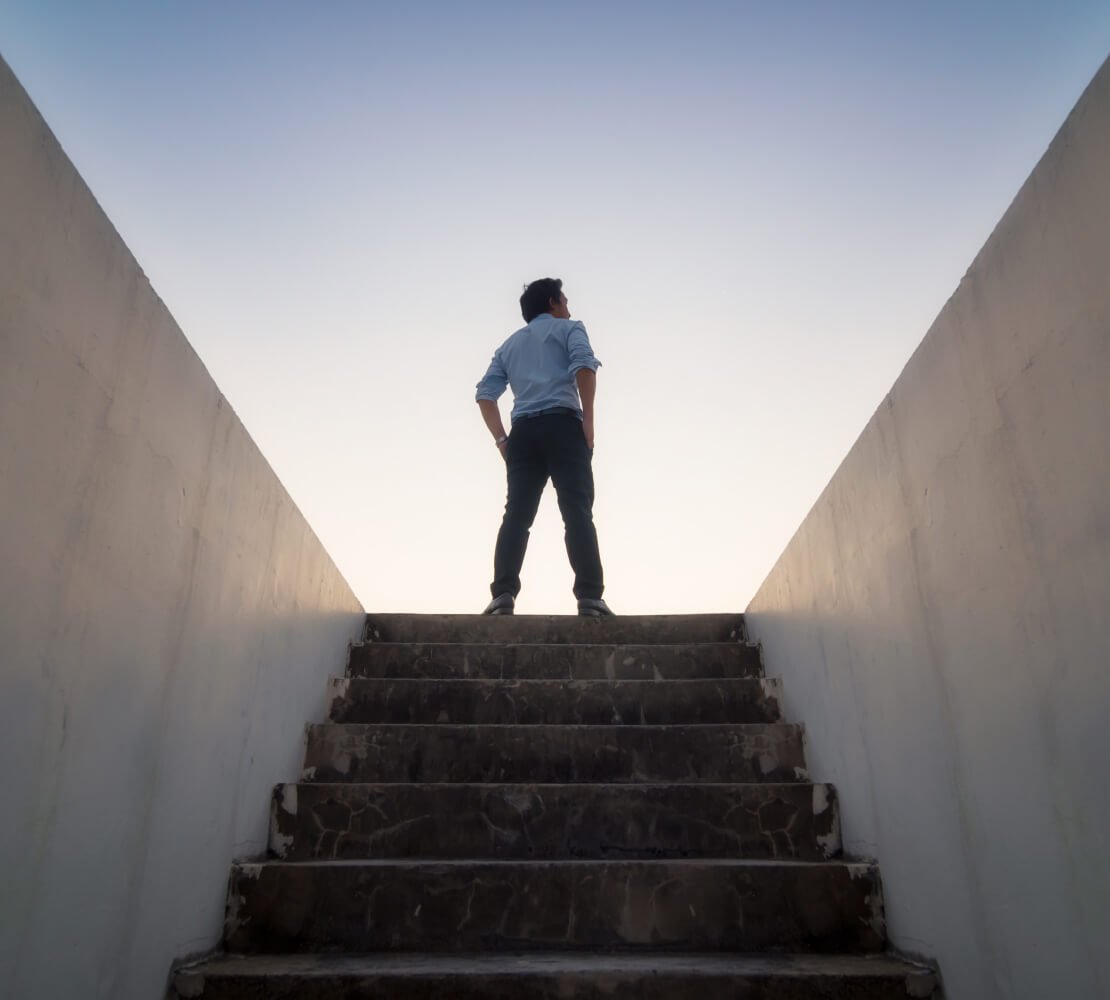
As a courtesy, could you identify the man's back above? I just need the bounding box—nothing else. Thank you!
[477,313,601,423]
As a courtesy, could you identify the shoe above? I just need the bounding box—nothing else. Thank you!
[482,593,515,616]
[577,597,614,617]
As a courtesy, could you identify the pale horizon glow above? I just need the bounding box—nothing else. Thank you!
[2,1,1108,614]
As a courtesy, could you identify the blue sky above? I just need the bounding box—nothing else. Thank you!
[2,2,1108,612]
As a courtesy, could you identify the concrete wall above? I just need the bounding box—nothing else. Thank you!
[0,55,365,998]
[746,57,1110,1000]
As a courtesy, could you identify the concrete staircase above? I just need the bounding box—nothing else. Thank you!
[171,614,939,998]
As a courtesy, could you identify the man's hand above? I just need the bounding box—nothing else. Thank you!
[478,399,509,460]
[582,415,595,450]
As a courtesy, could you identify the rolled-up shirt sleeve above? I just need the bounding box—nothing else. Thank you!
[475,350,509,402]
[567,322,602,376]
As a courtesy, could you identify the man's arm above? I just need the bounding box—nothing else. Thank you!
[576,369,596,449]
[477,398,509,459]
[476,350,510,458]
[567,322,601,450]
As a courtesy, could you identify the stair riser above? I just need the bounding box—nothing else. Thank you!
[175,971,934,999]
[302,724,808,784]
[348,642,764,681]
[270,783,841,861]
[326,678,783,725]
[225,861,885,954]
[365,615,746,645]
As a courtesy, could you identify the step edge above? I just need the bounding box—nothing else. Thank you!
[307,721,804,730]
[274,780,833,789]
[352,641,758,650]
[232,857,876,871]
[330,676,778,685]
[177,951,935,980]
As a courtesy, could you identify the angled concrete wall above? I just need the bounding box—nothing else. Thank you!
[746,57,1110,999]
[0,55,364,998]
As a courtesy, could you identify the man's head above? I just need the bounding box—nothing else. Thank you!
[520,277,571,323]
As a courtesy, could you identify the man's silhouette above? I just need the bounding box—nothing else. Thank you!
[475,278,612,616]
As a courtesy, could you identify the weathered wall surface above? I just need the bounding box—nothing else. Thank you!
[0,56,364,998]
[746,57,1110,999]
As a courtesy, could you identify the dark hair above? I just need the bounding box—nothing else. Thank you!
[519,277,563,323]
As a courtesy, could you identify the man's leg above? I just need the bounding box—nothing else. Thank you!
[491,423,548,598]
[547,416,604,600]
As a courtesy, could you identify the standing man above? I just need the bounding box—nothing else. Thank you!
[475,278,613,617]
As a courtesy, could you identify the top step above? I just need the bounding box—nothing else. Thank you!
[365,614,746,645]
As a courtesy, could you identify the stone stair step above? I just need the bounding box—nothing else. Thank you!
[365,614,745,645]
[224,858,885,955]
[173,952,939,999]
[269,781,841,861]
[302,723,808,784]
[325,677,783,725]
[348,641,764,681]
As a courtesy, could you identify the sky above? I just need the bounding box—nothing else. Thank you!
[2,1,1108,614]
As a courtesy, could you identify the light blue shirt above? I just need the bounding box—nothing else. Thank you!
[475,313,602,423]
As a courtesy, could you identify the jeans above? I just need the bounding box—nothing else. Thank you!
[491,411,604,600]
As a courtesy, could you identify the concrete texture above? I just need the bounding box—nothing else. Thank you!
[324,675,784,724]
[0,54,364,1000]
[364,612,747,644]
[302,722,808,783]
[348,639,765,679]
[172,952,939,999]
[746,55,1110,1000]
[183,613,932,995]
[269,781,841,861]
[224,857,886,954]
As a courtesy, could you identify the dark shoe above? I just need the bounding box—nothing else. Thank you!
[482,593,515,616]
[577,597,614,617]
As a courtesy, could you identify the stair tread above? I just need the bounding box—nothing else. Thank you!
[279,780,826,788]
[348,640,764,681]
[363,614,747,645]
[238,858,868,869]
[271,780,840,859]
[335,676,769,684]
[311,722,800,729]
[226,858,884,953]
[182,950,933,978]
[357,641,756,649]
[367,616,744,629]
[303,721,807,783]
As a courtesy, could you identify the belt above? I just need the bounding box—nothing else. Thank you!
[517,406,579,420]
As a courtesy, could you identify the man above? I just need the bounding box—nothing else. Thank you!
[475,277,613,617]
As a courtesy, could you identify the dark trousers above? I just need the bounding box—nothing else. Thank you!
[491,412,604,600]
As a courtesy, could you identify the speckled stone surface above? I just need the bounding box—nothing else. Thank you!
[269,782,841,861]
[348,641,764,680]
[364,614,746,645]
[224,858,885,954]
[170,612,931,997]
[173,952,939,999]
[325,677,783,725]
[302,723,808,783]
